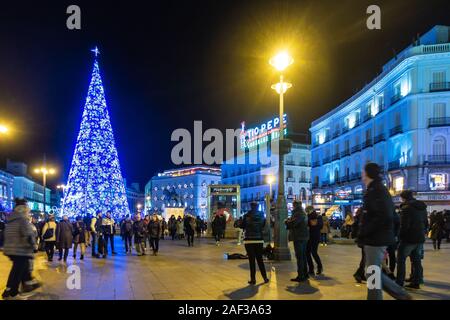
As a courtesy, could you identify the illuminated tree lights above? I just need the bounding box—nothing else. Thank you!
[62,58,130,218]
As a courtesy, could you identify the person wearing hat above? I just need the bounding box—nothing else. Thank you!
[41,213,57,261]
[357,162,411,300]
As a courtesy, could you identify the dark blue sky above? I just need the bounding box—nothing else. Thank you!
[0,0,449,188]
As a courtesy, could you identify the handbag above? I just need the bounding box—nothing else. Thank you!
[42,223,54,240]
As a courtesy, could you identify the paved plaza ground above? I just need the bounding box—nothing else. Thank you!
[1,237,449,300]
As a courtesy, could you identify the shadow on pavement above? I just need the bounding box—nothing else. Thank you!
[311,274,342,286]
[286,280,319,295]
[28,292,60,300]
[224,284,262,300]
[423,280,450,291]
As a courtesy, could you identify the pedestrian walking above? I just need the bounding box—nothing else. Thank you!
[195,216,203,238]
[160,216,167,240]
[386,207,400,273]
[234,216,244,245]
[168,215,177,240]
[102,211,116,256]
[285,200,309,283]
[320,213,330,246]
[90,211,101,258]
[352,208,366,283]
[83,214,91,247]
[430,211,445,250]
[121,214,133,254]
[357,162,411,300]
[307,209,323,275]
[396,190,428,289]
[133,214,146,256]
[41,214,57,262]
[72,216,86,260]
[2,199,41,300]
[184,214,196,247]
[212,203,227,246]
[241,202,269,285]
[176,216,184,240]
[343,211,354,239]
[148,215,161,255]
[56,215,73,263]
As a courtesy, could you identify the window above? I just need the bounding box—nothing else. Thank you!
[300,171,306,181]
[288,187,293,196]
[432,71,446,84]
[429,173,447,191]
[433,103,446,118]
[365,129,371,140]
[433,136,447,156]
[345,140,350,150]
[393,176,404,193]
[287,170,293,178]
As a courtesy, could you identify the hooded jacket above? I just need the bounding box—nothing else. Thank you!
[3,205,35,257]
[399,199,428,244]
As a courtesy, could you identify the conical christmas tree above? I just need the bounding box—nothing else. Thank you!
[62,48,130,218]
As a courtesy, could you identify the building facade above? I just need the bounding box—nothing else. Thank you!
[125,182,145,214]
[146,166,221,219]
[0,169,14,212]
[221,115,311,213]
[6,160,52,212]
[310,25,450,213]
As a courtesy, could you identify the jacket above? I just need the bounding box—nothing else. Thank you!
[121,219,133,235]
[184,216,196,235]
[399,199,428,244]
[133,219,146,239]
[56,220,74,249]
[72,221,86,244]
[148,220,161,238]
[357,180,395,247]
[308,212,323,242]
[241,210,265,242]
[102,217,115,235]
[320,215,330,234]
[3,205,35,258]
[285,207,309,242]
[211,214,226,235]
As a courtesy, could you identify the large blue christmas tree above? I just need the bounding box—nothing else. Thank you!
[62,48,130,218]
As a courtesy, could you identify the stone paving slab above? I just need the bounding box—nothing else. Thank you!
[1,237,449,300]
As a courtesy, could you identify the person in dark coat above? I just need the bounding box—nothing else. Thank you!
[241,202,269,285]
[212,203,227,246]
[168,215,177,240]
[430,211,445,250]
[184,214,196,247]
[306,209,323,275]
[133,214,146,256]
[396,190,428,289]
[72,215,86,260]
[285,200,309,283]
[121,214,133,254]
[160,216,167,240]
[353,208,366,283]
[148,215,161,255]
[195,216,203,238]
[56,215,73,262]
[358,163,410,300]
[386,207,400,274]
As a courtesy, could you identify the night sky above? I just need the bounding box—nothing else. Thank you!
[1,0,449,188]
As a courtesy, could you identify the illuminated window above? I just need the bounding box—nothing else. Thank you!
[393,176,404,192]
[429,173,447,191]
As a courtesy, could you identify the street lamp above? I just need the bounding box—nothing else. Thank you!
[266,174,275,198]
[0,124,8,134]
[270,50,293,261]
[34,166,56,213]
[57,184,68,215]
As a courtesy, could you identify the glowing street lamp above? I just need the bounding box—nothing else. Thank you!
[34,166,56,213]
[269,50,294,261]
[266,174,276,197]
[0,124,8,134]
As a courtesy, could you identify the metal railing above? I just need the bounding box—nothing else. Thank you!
[351,144,361,153]
[373,133,385,144]
[426,155,450,164]
[428,117,450,127]
[389,125,403,137]
[362,139,373,149]
[430,82,450,92]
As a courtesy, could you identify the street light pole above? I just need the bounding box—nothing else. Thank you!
[34,166,56,214]
[270,51,293,261]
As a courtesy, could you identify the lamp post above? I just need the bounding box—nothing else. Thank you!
[270,51,293,261]
[34,166,56,213]
[57,184,68,216]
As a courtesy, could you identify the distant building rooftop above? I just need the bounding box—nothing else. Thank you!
[154,166,221,178]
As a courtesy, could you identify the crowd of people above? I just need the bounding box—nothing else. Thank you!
[0,162,449,300]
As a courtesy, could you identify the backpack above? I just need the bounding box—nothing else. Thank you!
[42,223,54,240]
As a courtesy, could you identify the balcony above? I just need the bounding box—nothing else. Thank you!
[342,127,349,134]
[388,160,402,171]
[363,113,372,123]
[389,125,403,137]
[362,139,373,149]
[321,180,330,187]
[430,82,450,92]
[350,172,361,181]
[340,149,350,158]
[299,178,311,183]
[332,153,340,161]
[286,177,295,182]
[428,117,450,127]
[340,175,349,183]
[312,160,321,168]
[351,144,361,153]
[285,160,295,165]
[391,94,402,105]
[298,161,310,167]
[426,155,450,164]
[332,130,341,139]
[322,156,331,164]
[373,133,385,144]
